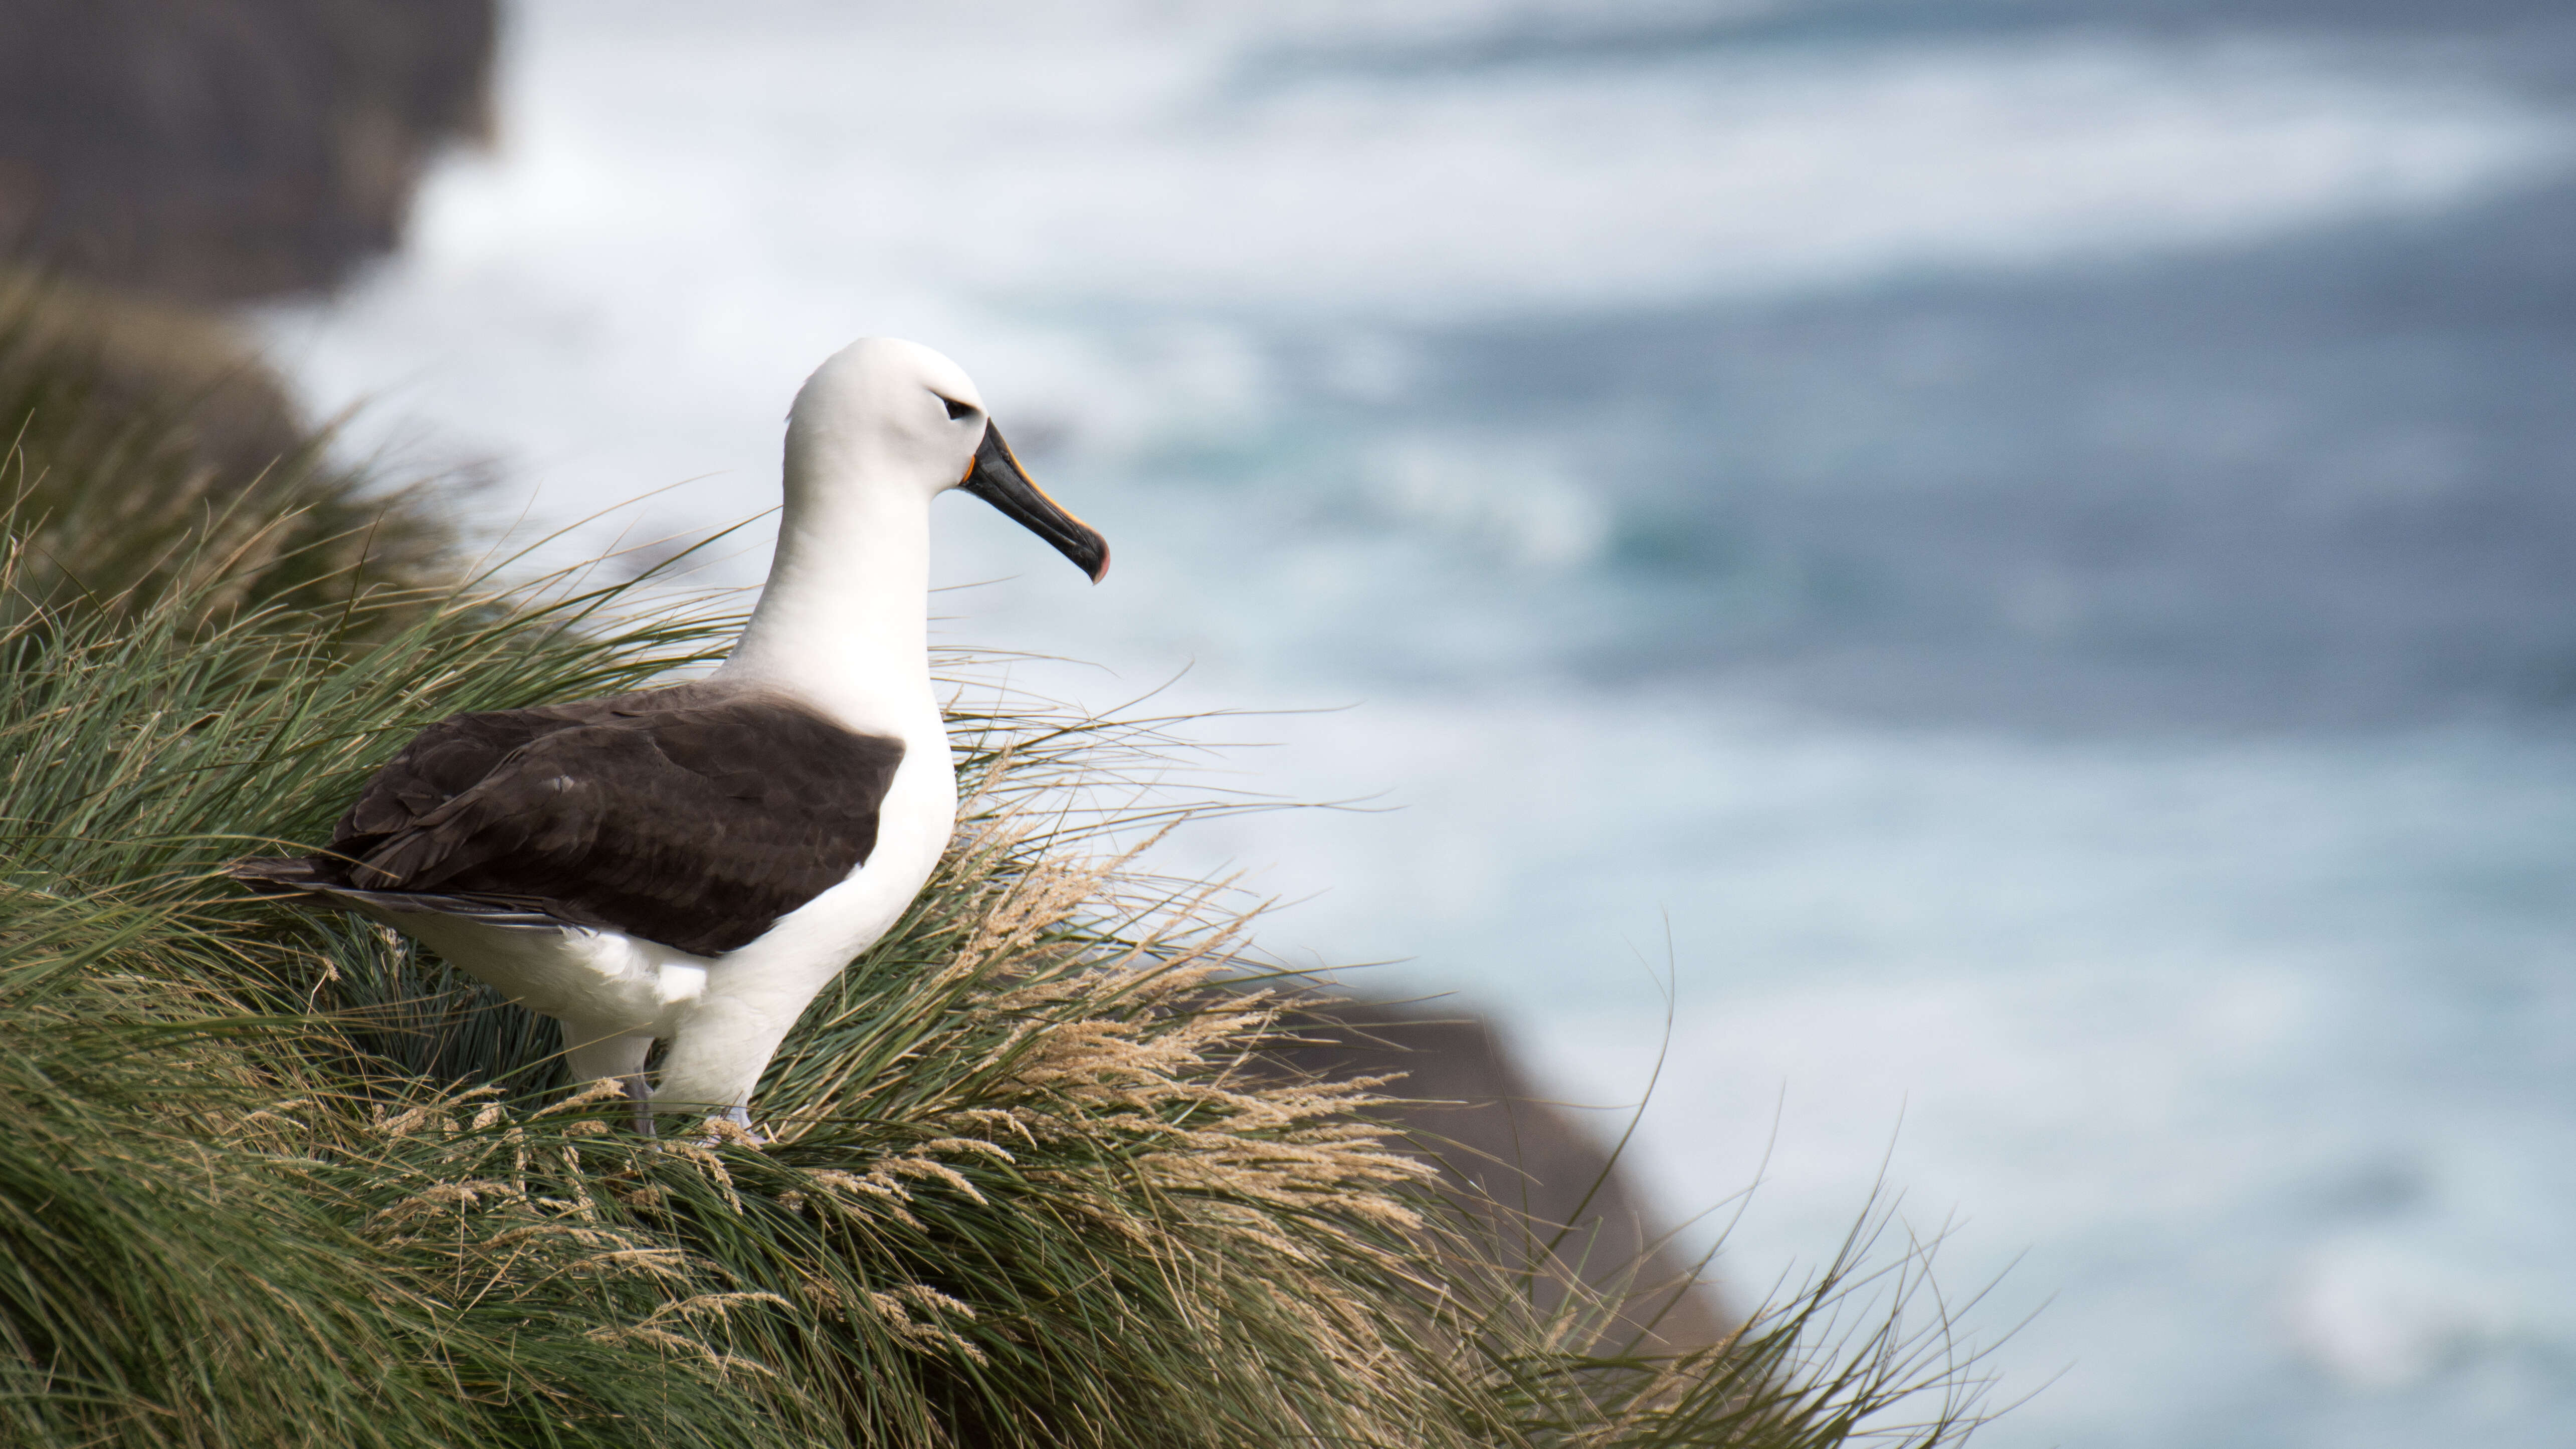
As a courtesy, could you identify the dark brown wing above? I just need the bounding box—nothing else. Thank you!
[313,683,905,955]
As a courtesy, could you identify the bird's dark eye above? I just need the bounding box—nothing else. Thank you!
[939,394,973,421]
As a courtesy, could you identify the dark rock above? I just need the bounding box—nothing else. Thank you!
[0,0,497,301]
[1271,997,1734,1354]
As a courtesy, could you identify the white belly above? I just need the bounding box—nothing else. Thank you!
[370,907,714,1037]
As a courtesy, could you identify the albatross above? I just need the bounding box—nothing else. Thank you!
[229,338,1106,1135]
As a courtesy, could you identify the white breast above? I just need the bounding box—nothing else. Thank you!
[642,721,958,1111]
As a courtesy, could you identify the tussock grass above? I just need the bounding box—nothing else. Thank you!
[0,271,461,633]
[0,362,2003,1442]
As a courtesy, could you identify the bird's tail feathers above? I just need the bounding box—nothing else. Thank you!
[222,857,569,932]
[223,855,335,896]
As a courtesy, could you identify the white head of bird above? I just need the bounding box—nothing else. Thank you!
[722,337,1107,714]
[782,337,987,490]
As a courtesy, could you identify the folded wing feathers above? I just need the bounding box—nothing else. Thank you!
[237,685,904,956]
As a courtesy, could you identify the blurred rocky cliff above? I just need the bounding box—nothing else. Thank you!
[0,0,496,302]
[0,1,492,616]
[1273,1001,1732,1353]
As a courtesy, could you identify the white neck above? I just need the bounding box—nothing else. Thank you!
[717,451,936,734]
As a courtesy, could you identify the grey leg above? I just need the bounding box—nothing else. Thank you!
[560,1026,656,1136]
[625,1073,657,1138]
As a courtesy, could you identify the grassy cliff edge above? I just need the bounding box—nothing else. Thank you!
[0,301,1999,1446]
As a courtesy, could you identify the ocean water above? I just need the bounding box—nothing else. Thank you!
[257,1,2576,1442]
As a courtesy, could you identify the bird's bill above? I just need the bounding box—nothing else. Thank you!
[959,423,1110,582]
